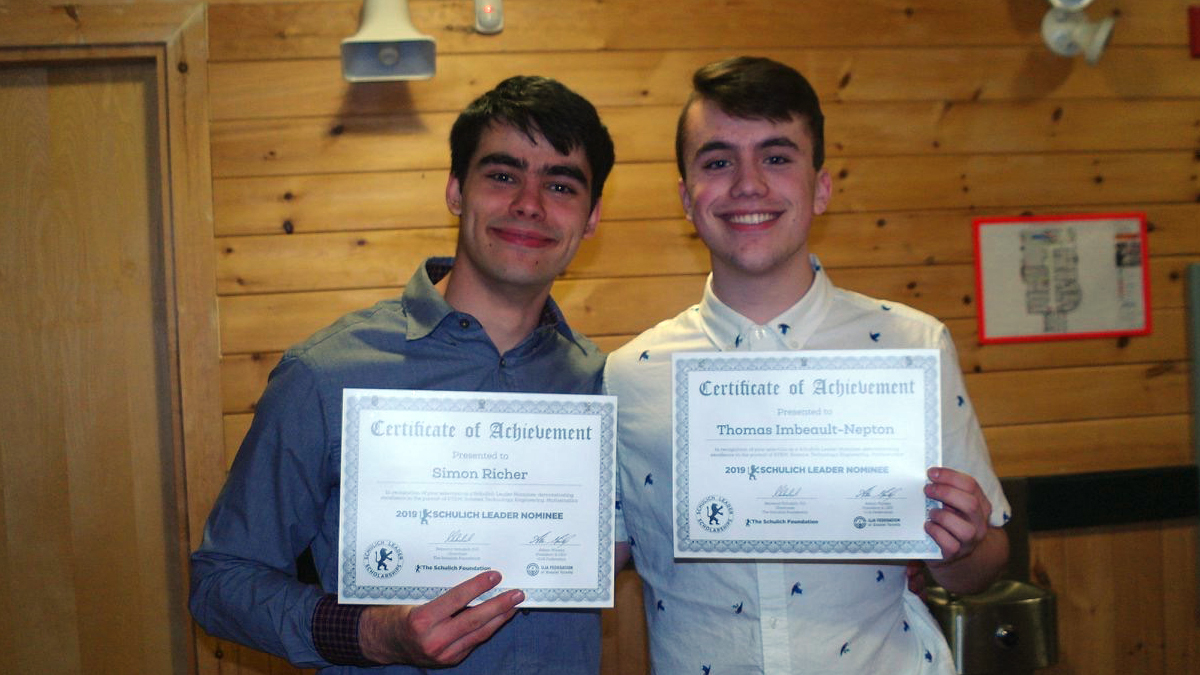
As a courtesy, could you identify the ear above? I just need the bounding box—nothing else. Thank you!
[445,173,463,216]
[812,168,833,216]
[583,197,602,239]
[678,178,693,222]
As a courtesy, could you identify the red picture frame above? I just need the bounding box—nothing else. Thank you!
[973,213,1151,344]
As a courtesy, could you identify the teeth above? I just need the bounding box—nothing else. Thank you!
[726,212,775,225]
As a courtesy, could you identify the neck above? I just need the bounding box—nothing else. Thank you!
[710,255,815,325]
[437,269,551,354]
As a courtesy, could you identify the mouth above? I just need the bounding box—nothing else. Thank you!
[489,225,557,248]
[721,211,781,231]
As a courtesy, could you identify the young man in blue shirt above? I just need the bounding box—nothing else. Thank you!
[190,75,616,673]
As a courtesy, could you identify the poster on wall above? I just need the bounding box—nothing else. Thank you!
[973,213,1151,344]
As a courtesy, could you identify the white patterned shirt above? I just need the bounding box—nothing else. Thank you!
[605,260,1010,675]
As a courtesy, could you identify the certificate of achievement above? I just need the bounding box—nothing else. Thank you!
[338,389,617,607]
[673,350,942,559]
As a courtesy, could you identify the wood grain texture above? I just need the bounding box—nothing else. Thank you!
[206,0,1186,62]
[209,48,1200,120]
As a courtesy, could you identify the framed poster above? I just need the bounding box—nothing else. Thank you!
[973,213,1150,344]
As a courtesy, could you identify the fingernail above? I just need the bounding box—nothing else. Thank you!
[487,571,502,584]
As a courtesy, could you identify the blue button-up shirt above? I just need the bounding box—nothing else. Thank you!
[190,258,606,673]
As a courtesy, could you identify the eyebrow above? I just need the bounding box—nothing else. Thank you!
[477,152,589,187]
[695,136,801,156]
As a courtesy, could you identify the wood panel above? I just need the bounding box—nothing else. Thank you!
[218,307,1189,416]
[210,103,1200,177]
[0,56,180,675]
[985,414,1192,476]
[1031,520,1199,675]
[211,153,1200,221]
[209,48,1200,120]
[214,209,1200,293]
[216,259,1195,356]
[206,0,1185,62]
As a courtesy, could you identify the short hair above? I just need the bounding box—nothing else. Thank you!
[675,56,825,179]
[450,76,615,208]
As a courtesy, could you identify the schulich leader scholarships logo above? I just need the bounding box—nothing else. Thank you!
[364,540,403,579]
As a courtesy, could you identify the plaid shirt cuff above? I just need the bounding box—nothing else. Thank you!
[312,594,378,667]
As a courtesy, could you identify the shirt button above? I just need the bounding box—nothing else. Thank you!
[458,318,470,329]
[499,357,507,368]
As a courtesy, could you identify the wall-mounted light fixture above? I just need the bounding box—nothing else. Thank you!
[342,0,506,82]
[1041,0,1114,65]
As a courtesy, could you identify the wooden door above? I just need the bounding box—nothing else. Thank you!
[0,6,219,674]
[0,56,186,674]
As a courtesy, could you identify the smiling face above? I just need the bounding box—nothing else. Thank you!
[678,99,832,296]
[446,122,600,298]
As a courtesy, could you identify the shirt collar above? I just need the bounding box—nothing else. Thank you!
[698,255,833,351]
[401,257,585,351]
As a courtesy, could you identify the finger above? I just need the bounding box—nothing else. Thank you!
[925,520,963,560]
[406,585,523,665]
[434,602,522,664]
[925,479,991,526]
[418,570,505,622]
[927,466,974,490]
[928,506,977,546]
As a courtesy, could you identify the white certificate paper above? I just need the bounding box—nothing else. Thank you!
[673,350,942,559]
[338,389,617,607]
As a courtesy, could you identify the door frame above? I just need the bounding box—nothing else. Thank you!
[0,6,219,673]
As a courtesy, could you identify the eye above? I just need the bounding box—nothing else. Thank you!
[701,158,731,171]
[765,155,792,165]
[547,182,578,195]
[486,171,516,183]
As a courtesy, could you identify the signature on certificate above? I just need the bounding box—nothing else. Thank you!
[444,530,476,543]
[772,485,802,498]
[529,531,578,546]
[854,485,903,499]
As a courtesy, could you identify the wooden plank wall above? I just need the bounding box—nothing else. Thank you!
[198,0,1200,673]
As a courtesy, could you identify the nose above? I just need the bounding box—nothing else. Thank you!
[510,181,545,221]
[731,161,767,199]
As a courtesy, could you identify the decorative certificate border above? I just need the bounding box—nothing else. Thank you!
[339,391,616,605]
[673,352,941,557]
[973,212,1151,344]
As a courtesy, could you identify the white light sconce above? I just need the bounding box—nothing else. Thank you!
[342,0,506,82]
[1041,0,1115,65]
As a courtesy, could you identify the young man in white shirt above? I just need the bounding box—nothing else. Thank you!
[605,56,1009,674]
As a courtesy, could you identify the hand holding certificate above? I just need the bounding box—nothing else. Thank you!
[672,350,942,559]
[339,389,617,607]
